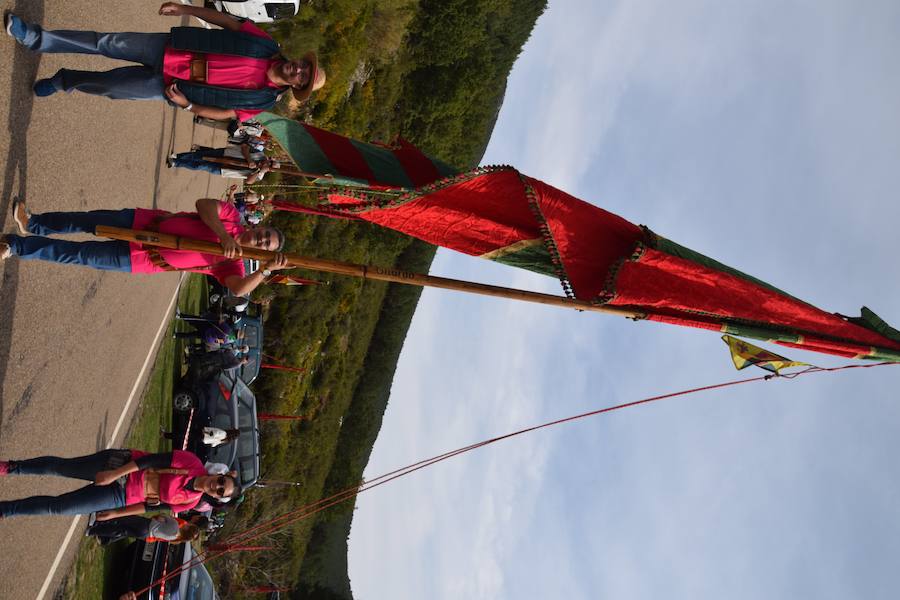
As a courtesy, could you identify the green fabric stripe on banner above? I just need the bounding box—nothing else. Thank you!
[720,322,802,344]
[651,234,798,301]
[431,157,460,179]
[490,244,557,278]
[722,322,900,361]
[863,348,900,361]
[852,307,900,345]
[349,140,415,189]
[257,113,337,175]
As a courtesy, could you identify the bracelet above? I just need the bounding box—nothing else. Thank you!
[183,103,193,112]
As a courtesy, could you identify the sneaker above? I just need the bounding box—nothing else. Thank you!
[33,78,58,97]
[0,460,9,475]
[4,12,27,44]
[12,196,29,235]
[0,240,11,261]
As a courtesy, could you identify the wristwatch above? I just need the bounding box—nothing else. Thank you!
[262,269,272,276]
[183,103,193,112]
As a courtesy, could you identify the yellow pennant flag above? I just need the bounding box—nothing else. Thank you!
[721,335,811,374]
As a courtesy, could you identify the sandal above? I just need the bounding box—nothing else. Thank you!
[11,196,30,235]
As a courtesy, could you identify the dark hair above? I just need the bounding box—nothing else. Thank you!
[225,476,242,500]
[189,515,210,529]
[172,523,201,544]
[268,226,286,251]
[224,428,241,442]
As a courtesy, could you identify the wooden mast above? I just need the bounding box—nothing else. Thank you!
[94,226,645,319]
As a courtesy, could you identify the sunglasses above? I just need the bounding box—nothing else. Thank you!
[214,475,229,497]
[253,229,273,249]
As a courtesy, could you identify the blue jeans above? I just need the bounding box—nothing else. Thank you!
[6,209,135,272]
[0,450,131,518]
[19,21,169,100]
[172,149,226,175]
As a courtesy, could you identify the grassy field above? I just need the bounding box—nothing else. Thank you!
[58,275,207,600]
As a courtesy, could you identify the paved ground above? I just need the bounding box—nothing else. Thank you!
[0,2,230,597]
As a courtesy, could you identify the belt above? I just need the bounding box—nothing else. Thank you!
[190,54,208,83]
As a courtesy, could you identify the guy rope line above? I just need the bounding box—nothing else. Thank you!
[133,360,896,596]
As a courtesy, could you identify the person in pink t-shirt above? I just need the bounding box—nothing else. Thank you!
[0,449,239,520]
[2,197,290,296]
[6,3,326,122]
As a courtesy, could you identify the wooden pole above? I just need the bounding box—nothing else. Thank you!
[94,226,645,319]
[202,156,327,179]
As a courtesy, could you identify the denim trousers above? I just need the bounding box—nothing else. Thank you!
[0,449,131,518]
[19,20,169,100]
[6,209,135,272]
[172,149,226,175]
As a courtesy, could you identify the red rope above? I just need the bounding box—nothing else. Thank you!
[260,363,306,373]
[132,361,896,596]
[258,413,308,421]
[260,352,307,373]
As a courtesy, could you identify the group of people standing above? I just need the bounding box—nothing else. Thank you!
[1,4,328,598]
[170,120,281,184]
[0,2,323,289]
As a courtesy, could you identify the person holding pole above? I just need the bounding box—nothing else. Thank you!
[168,142,279,184]
[4,3,326,122]
[1,197,290,296]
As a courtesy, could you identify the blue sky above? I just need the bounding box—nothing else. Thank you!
[348,2,900,598]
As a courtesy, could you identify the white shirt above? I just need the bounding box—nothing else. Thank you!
[202,427,231,447]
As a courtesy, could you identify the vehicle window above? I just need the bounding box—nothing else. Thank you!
[238,433,255,457]
[240,457,257,485]
[186,564,215,600]
[240,355,258,377]
[206,444,232,466]
[243,325,258,347]
[265,3,297,20]
[210,414,232,431]
[238,408,253,429]
[214,393,231,417]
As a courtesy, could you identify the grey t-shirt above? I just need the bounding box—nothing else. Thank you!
[148,516,181,540]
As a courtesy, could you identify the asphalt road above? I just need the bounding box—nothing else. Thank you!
[0,2,230,597]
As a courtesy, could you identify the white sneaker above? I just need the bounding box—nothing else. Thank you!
[4,12,27,44]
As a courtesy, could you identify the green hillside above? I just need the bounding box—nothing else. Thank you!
[216,1,548,597]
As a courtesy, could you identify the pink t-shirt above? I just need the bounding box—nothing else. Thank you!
[129,202,246,284]
[125,450,210,514]
[163,21,285,122]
